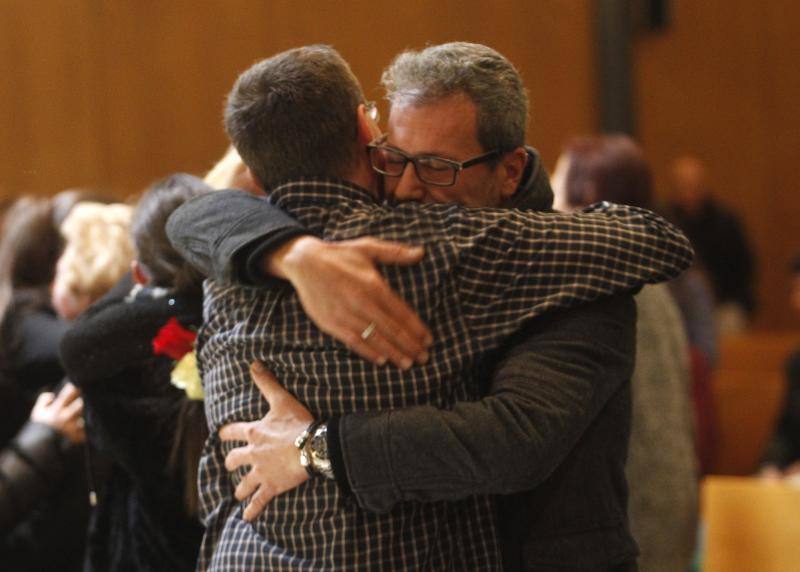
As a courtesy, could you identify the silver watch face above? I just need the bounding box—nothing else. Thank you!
[309,426,329,460]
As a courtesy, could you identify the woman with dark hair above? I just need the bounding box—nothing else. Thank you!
[552,135,699,572]
[0,197,68,440]
[552,135,653,211]
[0,190,107,424]
[60,173,212,572]
[0,195,90,571]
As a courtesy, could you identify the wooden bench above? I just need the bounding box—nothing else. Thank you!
[711,332,800,475]
[702,476,800,572]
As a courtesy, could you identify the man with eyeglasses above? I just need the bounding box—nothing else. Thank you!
[168,44,684,571]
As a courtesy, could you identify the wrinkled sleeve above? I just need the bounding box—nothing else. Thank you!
[335,294,636,512]
[383,201,692,347]
[165,190,309,285]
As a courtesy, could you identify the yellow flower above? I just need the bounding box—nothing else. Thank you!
[170,350,204,400]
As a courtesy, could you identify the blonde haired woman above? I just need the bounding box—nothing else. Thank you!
[51,202,134,321]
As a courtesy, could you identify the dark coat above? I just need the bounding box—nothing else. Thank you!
[0,422,73,534]
[0,290,69,446]
[670,199,756,314]
[60,276,205,572]
[0,291,87,572]
[762,350,800,468]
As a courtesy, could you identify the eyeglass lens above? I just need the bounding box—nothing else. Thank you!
[370,147,457,186]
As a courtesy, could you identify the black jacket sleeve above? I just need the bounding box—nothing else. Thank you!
[165,190,309,285]
[0,421,68,535]
[332,294,636,512]
[761,351,800,468]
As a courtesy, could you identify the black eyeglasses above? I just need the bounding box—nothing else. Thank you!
[367,136,499,187]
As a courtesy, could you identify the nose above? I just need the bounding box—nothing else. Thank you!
[389,163,428,203]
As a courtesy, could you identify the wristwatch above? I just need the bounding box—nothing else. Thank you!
[297,421,335,480]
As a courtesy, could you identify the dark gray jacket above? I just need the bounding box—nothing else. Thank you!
[167,147,639,570]
[0,421,69,535]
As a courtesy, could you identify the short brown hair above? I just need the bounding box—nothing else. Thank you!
[224,45,365,189]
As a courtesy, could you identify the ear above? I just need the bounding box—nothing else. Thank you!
[356,103,381,146]
[131,260,151,286]
[239,166,264,196]
[498,147,529,200]
[582,181,599,206]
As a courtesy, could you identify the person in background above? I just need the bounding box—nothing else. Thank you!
[759,255,800,480]
[552,134,698,572]
[0,382,84,534]
[59,174,212,572]
[51,201,134,321]
[668,155,756,333]
[667,261,720,475]
[0,197,70,442]
[0,194,94,571]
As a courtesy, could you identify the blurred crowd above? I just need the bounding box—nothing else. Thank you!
[0,173,220,571]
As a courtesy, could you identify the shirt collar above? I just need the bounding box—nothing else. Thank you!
[269,177,377,210]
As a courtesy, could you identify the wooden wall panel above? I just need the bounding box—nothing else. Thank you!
[0,1,101,195]
[634,1,800,330]
[0,0,596,198]
[2,1,797,329]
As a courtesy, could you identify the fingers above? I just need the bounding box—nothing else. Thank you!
[235,470,260,502]
[349,238,433,362]
[353,238,425,265]
[72,425,86,444]
[53,382,81,408]
[243,486,274,522]
[219,422,251,443]
[342,336,388,366]
[249,362,289,406]
[355,326,414,370]
[372,307,431,366]
[62,396,84,420]
[33,391,56,410]
[355,295,431,368]
[224,445,250,472]
[339,312,427,369]
[373,284,433,350]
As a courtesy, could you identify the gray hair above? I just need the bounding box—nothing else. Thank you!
[381,42,528,153]
[224,45,365,189]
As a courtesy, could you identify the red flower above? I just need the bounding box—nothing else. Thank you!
[152,317,197,361]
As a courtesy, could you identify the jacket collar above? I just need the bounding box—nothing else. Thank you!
[503,146,554,212]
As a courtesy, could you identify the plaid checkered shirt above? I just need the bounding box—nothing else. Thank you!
[196,178,693,571]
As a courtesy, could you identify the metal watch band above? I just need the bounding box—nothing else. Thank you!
[294,420,321,451]
[305,422,335,480]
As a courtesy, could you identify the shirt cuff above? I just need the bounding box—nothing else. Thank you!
[239,227,313,287]
[327,416,353,496]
